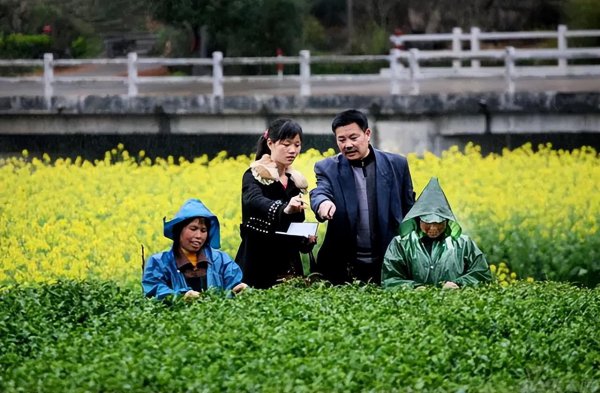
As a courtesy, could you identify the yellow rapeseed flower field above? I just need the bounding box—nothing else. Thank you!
[1,143,598,287]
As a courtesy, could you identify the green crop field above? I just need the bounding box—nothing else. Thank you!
[1,280,599,392]
[1,144,599,391]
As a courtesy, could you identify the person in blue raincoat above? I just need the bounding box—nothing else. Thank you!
[382,177,492,289]
[142,199,247,299]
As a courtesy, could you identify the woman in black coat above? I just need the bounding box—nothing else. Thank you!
[235,119,316,288]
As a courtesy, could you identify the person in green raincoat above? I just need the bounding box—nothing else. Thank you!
[382,177,492,289]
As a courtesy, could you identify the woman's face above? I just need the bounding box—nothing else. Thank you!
[179,218,208,253]
[419,220,447,238]
[268,134,302,168]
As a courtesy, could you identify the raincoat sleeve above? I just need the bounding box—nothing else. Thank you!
[381,236,418,289]
[453,237,493,287]
[142,254,188,299]
[219,252,244,290]
[310,160,335,223]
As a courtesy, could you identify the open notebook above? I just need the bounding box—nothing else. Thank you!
[275,222,319,238]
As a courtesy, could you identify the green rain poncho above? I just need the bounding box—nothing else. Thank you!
[382,177,492,288]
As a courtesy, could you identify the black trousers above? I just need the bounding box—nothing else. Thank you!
[348,260,382,285]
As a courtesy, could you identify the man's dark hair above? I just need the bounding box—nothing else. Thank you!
[331,109,369,133]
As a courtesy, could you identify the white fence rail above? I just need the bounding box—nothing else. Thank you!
[1,26,600,106]
[390,24,600,70]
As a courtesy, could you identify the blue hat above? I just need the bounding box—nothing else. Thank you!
[163,199,221,249]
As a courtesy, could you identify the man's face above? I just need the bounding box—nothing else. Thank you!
[334,122,371,160]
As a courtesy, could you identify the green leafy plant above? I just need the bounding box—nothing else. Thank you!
[69,35,103,58]
[0,279,598,392]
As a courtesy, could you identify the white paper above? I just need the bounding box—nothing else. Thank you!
[275,222,318,238]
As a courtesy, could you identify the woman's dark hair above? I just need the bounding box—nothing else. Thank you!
[172,216,209,256]
[331,109,369,133]
[255,118,303,158]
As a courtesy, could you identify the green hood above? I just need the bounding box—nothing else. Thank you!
[399,177,462,238]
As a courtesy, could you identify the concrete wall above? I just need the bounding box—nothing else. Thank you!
[1,92,599,156]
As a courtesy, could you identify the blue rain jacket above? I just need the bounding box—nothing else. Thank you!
[142,247,243,299]
[142,199,243,299]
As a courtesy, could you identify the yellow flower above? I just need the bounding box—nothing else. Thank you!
[1,144,597,286]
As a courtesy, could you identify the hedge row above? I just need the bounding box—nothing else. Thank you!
[0,33,52,59]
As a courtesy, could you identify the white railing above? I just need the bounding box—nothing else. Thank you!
[0,26,599,107]
[389,46,600,94]
[390,25,600,70]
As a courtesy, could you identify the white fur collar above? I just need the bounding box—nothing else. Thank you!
[250,154,308,192]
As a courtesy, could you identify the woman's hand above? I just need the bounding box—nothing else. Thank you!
[184,290,201,299]
[232,282,248,294]
[284,194,307,214]
[442,281,460,289]
[299,235,318,252]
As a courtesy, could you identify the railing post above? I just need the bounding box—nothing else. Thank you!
[127,52,138,97]
[470,27,481,70]
[276,48,284,80]
[299,50,311,97]
[452,27,462,71]
[408,48,420,95]
[504,46,516,94]
[43,53,54,108]
[558,24,568,71]
[212,51,224,98]
[389,48,402,95]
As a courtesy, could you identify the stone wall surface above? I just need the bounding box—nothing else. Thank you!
[1,92,599,158]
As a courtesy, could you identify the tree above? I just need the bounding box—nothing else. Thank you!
[564,0,600,29]
[2,0,185,58]
[87,0,148,34]
[0,0,97,57]
[218,0,307,56]
[146,0,214,57]
[563,0,600,46]
[146,0,307,57]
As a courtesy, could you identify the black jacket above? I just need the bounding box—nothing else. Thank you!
[235,167,311,288]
